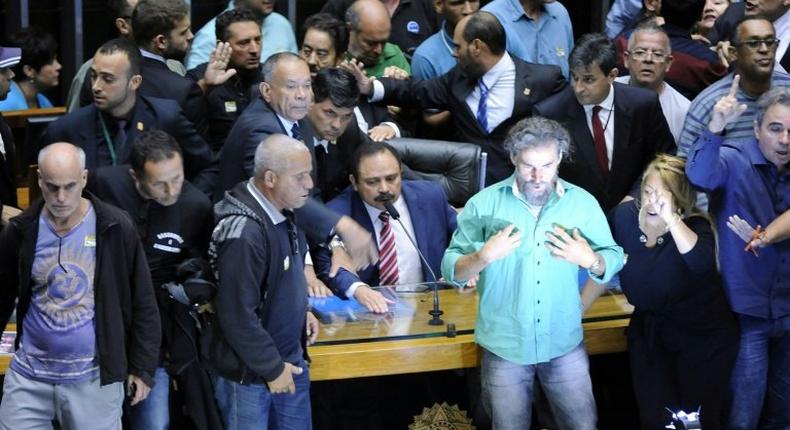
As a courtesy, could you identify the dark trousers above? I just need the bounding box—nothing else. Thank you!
[629,332,738,430]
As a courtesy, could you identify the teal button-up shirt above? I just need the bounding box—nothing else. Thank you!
[441,175,623,365]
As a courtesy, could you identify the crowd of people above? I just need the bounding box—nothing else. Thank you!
[0,0,788,429]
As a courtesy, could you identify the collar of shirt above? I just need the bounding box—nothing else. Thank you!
[506,0,558,21]
[480,51,515,90]
[139,48,166,64]
[276,114,297,138]
[314,136,329,152]
[440,21,455,57]
[775,8,790,38]
[508,174,566,203]
[583,84,615,114]
[362,195,407,228]
[246,179,286,225]
[744,137,783,169]
[774,9,790,72]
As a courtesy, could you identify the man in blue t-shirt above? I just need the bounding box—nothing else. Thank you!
[0,142,160,429]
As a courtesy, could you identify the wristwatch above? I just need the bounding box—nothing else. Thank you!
[588,254,602,274]
[328,235,345,251]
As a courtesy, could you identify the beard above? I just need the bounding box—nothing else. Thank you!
[518,176,556,207]
[163,44,188,63]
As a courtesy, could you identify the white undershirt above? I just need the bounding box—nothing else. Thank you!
[582,85,615,169]
[346,195,424,297]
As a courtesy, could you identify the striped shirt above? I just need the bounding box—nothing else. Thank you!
[678,71,790,157]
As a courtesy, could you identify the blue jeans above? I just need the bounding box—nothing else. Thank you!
[213,360,312,430]
[728,314,790,430]
[129,366,170,430]
[481,344,596,430]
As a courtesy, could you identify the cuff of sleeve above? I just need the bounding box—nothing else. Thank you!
[346,282,367,299]
[370,80,385,103]
[593,249,624,284]
[440,253,466,287]
[381,122,401,138]
[304,251,313,266]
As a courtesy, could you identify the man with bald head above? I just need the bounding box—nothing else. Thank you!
[209,134,319,429]
[0,142,160,429]
[345,0,411,78]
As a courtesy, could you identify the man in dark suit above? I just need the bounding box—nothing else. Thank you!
[313,142,457,313]
[300,12,402,141]
[0,46,21,227]
[351,11,566,184]
[132,0,209,133]
[308,67,372,202]
[78,0,209,134]
[44,38,214,193]
[217,52,380,271]
[534,33,675,213]
[216,52,316,199]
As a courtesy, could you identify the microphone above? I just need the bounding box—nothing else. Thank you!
[382,199,444,326]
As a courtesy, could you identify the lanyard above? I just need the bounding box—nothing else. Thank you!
[97,111,119,166]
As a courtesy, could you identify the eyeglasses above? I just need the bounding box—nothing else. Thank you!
[735,39,780,50]
[628,49,669,62]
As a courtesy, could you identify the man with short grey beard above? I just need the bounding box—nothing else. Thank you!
[441,116,624,430]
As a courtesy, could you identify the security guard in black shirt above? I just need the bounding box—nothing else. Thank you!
[187,8,264,153]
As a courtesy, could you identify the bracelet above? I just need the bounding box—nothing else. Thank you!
[665,214,682,230]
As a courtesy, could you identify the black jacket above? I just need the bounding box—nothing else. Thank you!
[44,96,215,194]
[0,192,161,386]
[533,83,676,213]
[80,57,208,136]
[187,63,263,153]
[0,114,17,209]
[206,182,308,384]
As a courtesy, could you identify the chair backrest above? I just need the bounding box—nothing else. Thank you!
[387,138,487,207]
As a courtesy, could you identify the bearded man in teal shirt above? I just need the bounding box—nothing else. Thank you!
[442,116,623,430]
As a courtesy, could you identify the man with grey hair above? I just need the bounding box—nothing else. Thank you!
[217,52,314,198]
[0,142,160,429]
[616,22,690,142]
[218,53,379,289]
[686,83,790,429]
[209,134,320,429]
[441,116,624,430]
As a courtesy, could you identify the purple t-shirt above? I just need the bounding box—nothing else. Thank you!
[12,203,99,383]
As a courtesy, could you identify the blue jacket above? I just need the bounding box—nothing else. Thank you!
[314,180,457,297]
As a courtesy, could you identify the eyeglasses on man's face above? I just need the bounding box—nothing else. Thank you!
[736,38,780,50]
[628,49,669,62]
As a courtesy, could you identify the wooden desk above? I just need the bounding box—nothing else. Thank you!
[2,107,66,128]
[0,294,633,379]
[308,290,632,381]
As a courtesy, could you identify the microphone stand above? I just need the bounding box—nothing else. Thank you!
[383,200,444,326]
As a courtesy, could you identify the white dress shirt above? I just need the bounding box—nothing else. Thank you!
[346,195,423,298]
[583,85,615,169]
[370,52,515,133]
[775,9,790,74]
[276,114,298,139]
[615,76,689,143]
[465,52,516,133]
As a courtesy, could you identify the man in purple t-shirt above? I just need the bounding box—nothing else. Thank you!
[0,142,160,429]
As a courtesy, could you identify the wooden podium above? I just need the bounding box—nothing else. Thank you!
[308,289,633,381]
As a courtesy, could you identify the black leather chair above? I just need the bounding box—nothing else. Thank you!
[388,137,487,207]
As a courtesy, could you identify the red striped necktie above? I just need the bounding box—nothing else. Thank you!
[378,211,399,286]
